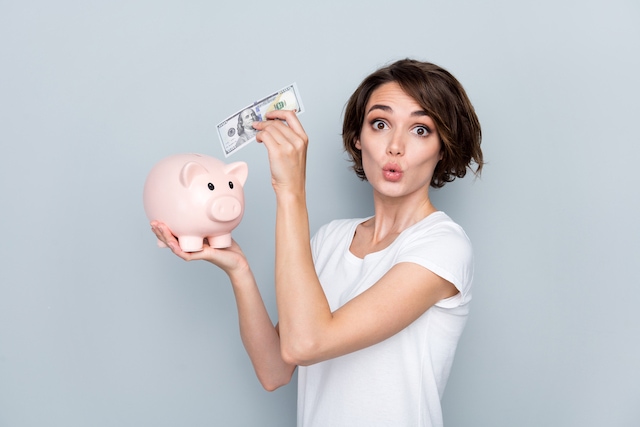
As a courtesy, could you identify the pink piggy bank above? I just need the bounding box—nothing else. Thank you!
[143,153,248,251]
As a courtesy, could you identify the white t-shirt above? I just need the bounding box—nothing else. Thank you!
[297,212,473,427]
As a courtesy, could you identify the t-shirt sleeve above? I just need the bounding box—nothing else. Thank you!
[310,226,324,263]
[396,221,474,308]
[310,221,334,264]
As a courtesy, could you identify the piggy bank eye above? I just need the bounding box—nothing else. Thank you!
[228,181,234,189]
[208,183,215,191]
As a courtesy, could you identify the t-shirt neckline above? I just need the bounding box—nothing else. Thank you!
[346,211,444,261]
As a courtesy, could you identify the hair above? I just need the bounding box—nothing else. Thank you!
[342,59,483,188]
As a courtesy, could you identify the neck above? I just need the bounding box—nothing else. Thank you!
[367,192,437,243]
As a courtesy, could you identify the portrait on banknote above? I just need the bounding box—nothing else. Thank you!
[236,108,259,146]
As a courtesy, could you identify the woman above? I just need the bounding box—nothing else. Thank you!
[151,58,483,426]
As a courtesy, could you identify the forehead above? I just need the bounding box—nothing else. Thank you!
[241,109,254,118]
[366,81,423,112]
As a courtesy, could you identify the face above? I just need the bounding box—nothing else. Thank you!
[240,109,257,130]
[356,82,442,199]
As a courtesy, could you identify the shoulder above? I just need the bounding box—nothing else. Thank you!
[395,212,474,305]
[402,212,471,251]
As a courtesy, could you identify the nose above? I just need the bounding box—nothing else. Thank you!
[387,131,405,156]
[209,196,242,222]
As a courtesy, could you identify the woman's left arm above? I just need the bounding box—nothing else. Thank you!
[254,110,333,364]
[254,111,457,366]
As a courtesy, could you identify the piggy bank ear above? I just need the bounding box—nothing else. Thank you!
[224,162,248,186]
[179,161,209,188]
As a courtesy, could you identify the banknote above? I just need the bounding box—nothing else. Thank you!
[216,83,305,157]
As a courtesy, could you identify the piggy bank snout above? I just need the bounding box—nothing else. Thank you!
[209,196,243,222]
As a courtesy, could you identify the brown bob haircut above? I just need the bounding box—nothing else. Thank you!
[343,59,483,188]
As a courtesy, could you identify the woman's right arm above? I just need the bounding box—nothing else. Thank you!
[150,221,296,391]
[227,263,297,390]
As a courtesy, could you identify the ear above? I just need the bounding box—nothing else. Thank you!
[355,138,361,150]
[224,161,249,186]
[179,161,209,188]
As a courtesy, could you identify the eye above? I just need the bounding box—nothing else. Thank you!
[228,181,234,189]
[371,119,388,130]
[412,125,431,137]
[208,183,215,191]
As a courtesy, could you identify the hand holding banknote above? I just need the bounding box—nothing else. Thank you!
[217,83,305,157]
[253,109,309,195]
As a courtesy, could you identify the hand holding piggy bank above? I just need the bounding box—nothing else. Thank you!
[143,153,248,251]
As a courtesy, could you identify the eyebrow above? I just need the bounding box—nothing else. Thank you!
[367,104,429,117]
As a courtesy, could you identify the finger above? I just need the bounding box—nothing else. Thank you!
[252,117,289,134]
[150,221,167,242]
[258,118,307,151]
[150,222,189,258]
[258,128,304,161]
[256,121,291,147]
[264,109,306,136]
[150,221,174,243]
[257,110,305,140]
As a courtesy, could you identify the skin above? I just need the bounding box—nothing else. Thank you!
[150,81,458,390]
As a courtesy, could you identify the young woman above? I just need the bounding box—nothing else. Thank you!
[151,58,483,427]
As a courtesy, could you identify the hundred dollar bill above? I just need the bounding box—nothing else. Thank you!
[216,83,305,157]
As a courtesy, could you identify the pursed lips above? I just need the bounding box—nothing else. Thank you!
[382,163,403,181]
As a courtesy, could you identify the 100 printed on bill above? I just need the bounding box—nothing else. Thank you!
[216,83,305,157]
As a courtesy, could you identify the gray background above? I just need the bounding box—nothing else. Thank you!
[1,0,638,426]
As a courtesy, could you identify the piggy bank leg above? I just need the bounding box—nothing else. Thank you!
[207,234,232,249]
[177,236,205,252]
[156,239,168,248]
